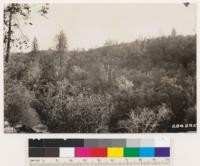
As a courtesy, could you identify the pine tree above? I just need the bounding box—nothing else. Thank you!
[4,3,49,62]
[171,28,177,37]
[32,37,39,53]
[56,30,67,53]
[55,30,68,80]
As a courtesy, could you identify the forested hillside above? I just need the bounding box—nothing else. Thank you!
[4,34,196,133]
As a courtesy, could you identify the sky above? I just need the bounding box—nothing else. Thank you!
[14,3,197,51]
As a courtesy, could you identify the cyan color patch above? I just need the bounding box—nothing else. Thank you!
[139,148,155,157]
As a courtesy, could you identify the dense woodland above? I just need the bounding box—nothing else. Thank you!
[4,31,196,133]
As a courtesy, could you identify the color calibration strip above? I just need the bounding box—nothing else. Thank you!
[29,138,170,158]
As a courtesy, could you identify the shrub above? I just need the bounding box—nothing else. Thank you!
[4,80,36,126]
[123,104,173,133]
[47,94,113,133]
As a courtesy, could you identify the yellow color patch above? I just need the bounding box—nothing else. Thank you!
[107,147,124,157]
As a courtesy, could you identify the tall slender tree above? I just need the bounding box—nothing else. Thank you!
[32,37,39,53]
[56,30,68,80]
[56,30,68,53]
[4,3,49,62]
[55,30,68,112]
[171,28,177,37]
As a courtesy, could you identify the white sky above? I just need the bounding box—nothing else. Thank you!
[17,3,196,51]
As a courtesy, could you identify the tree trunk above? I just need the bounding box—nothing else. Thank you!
[59,52,63,81]
[5,11,13,63]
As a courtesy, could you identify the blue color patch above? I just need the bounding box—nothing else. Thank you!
[139,147,155,157]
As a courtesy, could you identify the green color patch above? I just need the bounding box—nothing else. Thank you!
[124,148,139,157]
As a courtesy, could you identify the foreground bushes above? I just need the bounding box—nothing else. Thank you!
[126,104,172,133]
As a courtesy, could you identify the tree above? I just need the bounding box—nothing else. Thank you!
[55,30,68,80]
[104,40,118,46]
[171,28,177,37]
[32,37,39,53]
[56,30,67,53]
[4,3,49,62]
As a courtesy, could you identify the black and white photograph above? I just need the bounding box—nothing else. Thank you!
[4,3,196,133]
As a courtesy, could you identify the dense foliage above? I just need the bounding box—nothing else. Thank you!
[4,34,196,133]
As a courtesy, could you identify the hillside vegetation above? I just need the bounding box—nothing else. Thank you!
[4,34,196,133]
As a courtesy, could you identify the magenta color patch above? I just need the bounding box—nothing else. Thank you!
[75,148,92,157]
